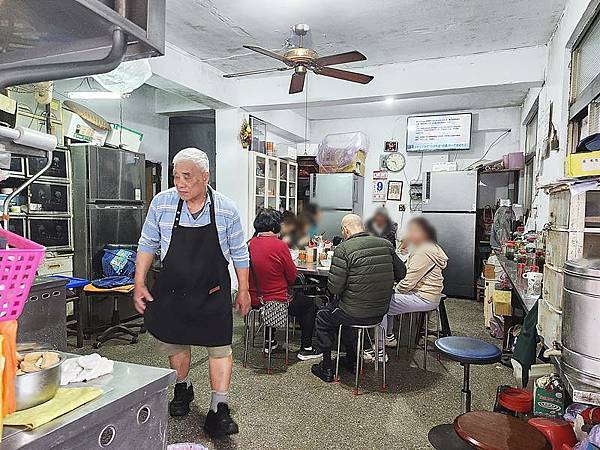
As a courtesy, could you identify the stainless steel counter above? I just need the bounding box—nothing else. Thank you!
[495,253,538,312]
[1,357,176,449]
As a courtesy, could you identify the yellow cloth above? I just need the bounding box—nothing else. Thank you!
[84,283,134,294]
[3,387,102,429]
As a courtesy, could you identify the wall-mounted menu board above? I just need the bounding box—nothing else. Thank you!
[406,113,472,152]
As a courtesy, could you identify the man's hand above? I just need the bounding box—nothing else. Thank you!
[234,289,251,316]
[133,283,154,314]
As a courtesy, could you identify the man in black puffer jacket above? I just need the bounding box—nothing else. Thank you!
[312,214,406,383]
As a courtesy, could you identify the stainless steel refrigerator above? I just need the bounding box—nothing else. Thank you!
[71,145,146,280]
[422,170,478,299]
[309,173,364,239]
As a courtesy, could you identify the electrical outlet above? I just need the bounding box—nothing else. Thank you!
[398,204,406,212]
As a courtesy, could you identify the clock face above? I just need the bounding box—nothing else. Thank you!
[385,153,406,172]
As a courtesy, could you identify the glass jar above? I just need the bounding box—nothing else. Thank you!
[505,242,515,260]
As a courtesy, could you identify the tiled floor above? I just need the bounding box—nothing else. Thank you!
[77,297,513,449]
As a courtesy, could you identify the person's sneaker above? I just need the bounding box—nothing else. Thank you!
[337,355,357,374]
[311,362,334,383]
[169,382,194,417]
[385,334,398,348]
[297,347,323,361]
[262,339,279,354]
[203,402,239,437]
[363,348,389,363]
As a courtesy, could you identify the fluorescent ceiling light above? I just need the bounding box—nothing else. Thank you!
[68,91,124,100]
[384,97,395,105]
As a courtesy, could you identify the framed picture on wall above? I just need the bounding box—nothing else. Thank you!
[387,180,403,201]
[384,140,398,152]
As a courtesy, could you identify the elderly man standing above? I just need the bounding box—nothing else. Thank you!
[312,214,405,383]
[134,147,250,437]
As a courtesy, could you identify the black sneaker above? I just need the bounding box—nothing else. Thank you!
[204,402,239,437]
[311,362,334,383]
[297,347,323,361]
[263,339,279,354]
[169,382,194,417]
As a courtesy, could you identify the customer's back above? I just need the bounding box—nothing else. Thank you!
[327,215,405,318]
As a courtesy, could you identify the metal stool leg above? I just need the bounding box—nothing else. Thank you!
[251,312,256,348]
[396,314,403,356]
[243,312,251,368]
[424,311,429,371]
[374,326,379,372]
[353,328,364,395]
[285,314,289,370]
[407,313,413,353]
[461,363,471,413]
[292,317,297,340]
[267,327,273,374]
[335,324,342,382]
[380,325,387,390]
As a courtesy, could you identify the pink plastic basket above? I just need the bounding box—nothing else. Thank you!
[0,228,45,321]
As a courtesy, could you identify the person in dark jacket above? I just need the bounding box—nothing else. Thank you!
[311,214,406,382]
[365,207,398,248]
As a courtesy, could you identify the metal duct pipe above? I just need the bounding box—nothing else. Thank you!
[0,28,128,91]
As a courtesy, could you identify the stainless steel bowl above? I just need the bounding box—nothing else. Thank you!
[15,352,64,411]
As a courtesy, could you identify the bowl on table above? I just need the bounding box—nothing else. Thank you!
[15,351,65,411]
[319,258,332,269]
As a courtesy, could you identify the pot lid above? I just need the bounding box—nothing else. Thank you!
[564,258,600,277]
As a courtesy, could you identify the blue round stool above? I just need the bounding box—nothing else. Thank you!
[435,336,502,413]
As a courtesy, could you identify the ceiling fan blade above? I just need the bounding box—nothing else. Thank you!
[315,67,374,84]
[223,67,292,78]
[243,45,295,66]
[289,72,306,94]
[314,50,367,67]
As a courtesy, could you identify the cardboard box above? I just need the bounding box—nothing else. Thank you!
[565,150,600,177]
[63,110,107,146]
[534,384,565,418]
[492,289,512,316]
[106,123,143,152]
[484,263,496,280]
[275,143,297,161]
[319,150,366,176]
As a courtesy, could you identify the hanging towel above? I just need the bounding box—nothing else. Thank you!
[511,300,539,387]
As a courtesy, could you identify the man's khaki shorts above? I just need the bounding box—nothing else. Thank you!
[150,334,232,359]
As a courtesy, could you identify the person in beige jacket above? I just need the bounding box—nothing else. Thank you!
[368,217,448,360]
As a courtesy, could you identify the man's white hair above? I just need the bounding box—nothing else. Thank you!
[173,147,210,172]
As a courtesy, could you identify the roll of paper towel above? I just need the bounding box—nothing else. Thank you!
[14,127,57,151]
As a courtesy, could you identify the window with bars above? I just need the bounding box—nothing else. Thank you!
[569,10,600,152]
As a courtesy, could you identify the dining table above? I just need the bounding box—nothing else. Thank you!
[295,260,330,277]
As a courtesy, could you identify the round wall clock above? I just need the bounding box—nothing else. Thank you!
[384,153,406,172]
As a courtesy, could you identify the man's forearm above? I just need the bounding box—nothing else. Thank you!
[135,251,154,285]
[235,267,249,291]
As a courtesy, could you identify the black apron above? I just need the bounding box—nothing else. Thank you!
[144,189,232,346]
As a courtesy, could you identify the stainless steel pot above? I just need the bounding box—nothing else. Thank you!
[15,351,64,411]
[562,258,600,388]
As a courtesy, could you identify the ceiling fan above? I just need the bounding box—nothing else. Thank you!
[223,24,374,94]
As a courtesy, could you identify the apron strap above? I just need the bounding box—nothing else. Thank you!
[173,198,184,229]
[207,188,217,225]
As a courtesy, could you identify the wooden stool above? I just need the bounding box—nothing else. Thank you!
[454,411,550,450]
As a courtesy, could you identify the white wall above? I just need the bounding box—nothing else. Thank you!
[520,0,599,229]
[309,107,522,230]
[54,80,170,189]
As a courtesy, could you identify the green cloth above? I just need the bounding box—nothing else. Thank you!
[4,387,103,429]
[327,232,406,318]
[512,300,539,387]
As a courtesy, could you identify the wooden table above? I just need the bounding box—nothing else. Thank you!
[454,411,550,450]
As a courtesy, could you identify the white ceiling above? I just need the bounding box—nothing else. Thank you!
[295,86,531,120]
[166,0,567,73]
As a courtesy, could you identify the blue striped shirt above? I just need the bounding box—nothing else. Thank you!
[137,187,249,268]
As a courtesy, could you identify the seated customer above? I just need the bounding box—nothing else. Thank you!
[366,207,398,248]
[248,209,322,360]
[311,214,406,382]
[280,210,301,248]
[378,216,448,346]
